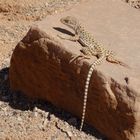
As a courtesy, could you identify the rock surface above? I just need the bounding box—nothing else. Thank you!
[9,0,140,140]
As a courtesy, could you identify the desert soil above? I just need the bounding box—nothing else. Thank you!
[0,0,139,140]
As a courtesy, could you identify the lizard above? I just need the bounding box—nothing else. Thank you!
[57,16,129,131]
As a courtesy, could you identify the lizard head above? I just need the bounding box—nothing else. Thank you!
[60,16,80,30]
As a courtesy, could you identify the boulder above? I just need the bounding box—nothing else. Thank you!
[9,0,140,140]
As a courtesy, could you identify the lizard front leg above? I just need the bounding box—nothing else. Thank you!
[57,34,79,41]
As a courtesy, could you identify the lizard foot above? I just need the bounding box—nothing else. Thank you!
[69,53,90,63]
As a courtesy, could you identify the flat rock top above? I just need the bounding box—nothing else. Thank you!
[36,0,140,90]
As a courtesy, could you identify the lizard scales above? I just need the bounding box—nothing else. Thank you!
[59,16,129,131]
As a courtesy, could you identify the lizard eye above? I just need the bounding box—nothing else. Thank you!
[65,19,70,23]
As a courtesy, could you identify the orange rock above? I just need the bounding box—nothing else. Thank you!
[9,0,140,140]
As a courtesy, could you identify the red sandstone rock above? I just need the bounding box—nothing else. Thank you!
[9,0,140,140]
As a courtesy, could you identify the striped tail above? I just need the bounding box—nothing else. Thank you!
[80,55,105,131]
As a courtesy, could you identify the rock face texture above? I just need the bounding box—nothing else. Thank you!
[9,0,140,140]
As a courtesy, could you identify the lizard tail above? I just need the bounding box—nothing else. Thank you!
[80,56,105,131]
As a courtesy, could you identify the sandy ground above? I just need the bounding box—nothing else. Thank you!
[0,0,139,140]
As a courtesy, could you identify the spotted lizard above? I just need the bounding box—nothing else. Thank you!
[58,16,129,131]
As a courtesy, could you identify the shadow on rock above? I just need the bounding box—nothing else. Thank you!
[53,27,74,36]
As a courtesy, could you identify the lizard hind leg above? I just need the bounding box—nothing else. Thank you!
[106,53,130,68]
[69,52,90,63]
[69,47,94,63]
